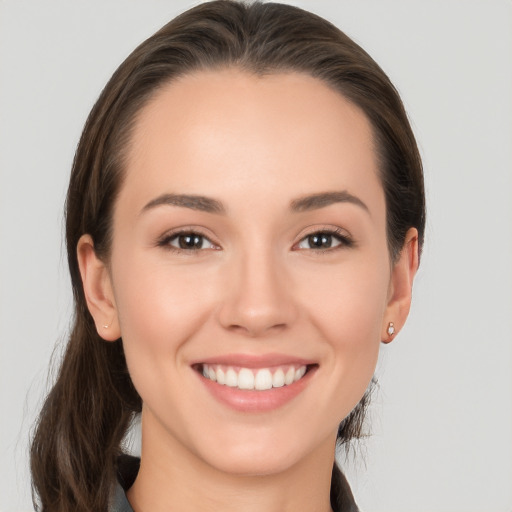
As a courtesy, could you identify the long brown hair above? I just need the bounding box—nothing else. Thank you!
[30,2,425,510]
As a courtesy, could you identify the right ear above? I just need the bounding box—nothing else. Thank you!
[77,234,120,341]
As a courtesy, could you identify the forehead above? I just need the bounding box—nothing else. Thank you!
[120,68,382,215]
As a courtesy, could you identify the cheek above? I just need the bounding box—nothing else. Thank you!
[110,252,216,374]
[301,254,390,341]
[297,255,389,403]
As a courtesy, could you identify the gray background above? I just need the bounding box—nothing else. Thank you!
[1,1,511,511]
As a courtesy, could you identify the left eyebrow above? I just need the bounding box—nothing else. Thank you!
[290,191,370,214]
[140,193,226,215]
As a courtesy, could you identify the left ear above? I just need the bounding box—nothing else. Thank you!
[382,227,419,343]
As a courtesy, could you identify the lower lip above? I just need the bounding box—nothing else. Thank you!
[197,367,316,413]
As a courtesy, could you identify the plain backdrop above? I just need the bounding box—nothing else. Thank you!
[1,1,511,511]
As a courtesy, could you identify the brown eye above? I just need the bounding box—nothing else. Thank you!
[296,230,352,251]
[168,233,216,250]
[306,233,336,249]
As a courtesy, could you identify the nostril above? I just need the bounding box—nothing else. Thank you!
[225,320,289,338]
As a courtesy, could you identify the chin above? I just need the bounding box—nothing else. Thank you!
[193,424,333,478]
[203,445,304,477]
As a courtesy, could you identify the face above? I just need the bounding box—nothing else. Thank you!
[91,69,402,476]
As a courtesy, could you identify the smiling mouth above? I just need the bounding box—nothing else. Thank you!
[195,363,315,391]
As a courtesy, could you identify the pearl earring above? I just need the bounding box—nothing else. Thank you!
[387,322,395,336]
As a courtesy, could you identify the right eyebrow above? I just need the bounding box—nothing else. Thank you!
[290,190,370,215]
[140,193,226,215]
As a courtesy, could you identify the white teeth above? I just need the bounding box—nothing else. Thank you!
[254,369,273,390]
[201,364,309,390]
[295,366,306,381]
[272,369,285,388]
[216,367,225,385]
[238,368,255,390]
[285,367,295,385]
[225,368,238,387]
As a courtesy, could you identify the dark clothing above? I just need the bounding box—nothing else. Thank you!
[111,454,359,512]
[110,455,140,512]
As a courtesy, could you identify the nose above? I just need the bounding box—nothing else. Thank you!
[217,247,298,337]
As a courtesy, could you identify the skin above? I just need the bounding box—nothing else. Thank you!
[78,69,418,512]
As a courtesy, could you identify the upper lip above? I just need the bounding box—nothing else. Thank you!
[191,353,316,369]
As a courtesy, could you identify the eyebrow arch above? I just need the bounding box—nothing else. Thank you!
[290,191,369,214]
[141,193,226,215]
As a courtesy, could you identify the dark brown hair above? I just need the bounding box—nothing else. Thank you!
[30,2,425,511]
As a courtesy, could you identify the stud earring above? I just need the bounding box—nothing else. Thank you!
[103,322,110,329]
[387,322,395,337]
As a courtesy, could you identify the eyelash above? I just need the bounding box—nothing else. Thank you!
[157,227,354,254]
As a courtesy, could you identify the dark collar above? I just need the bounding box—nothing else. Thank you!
[110,455,139,512]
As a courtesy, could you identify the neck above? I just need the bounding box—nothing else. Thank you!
[127,414,336,512]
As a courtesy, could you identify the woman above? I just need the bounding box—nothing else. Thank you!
[30,1,425,511]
